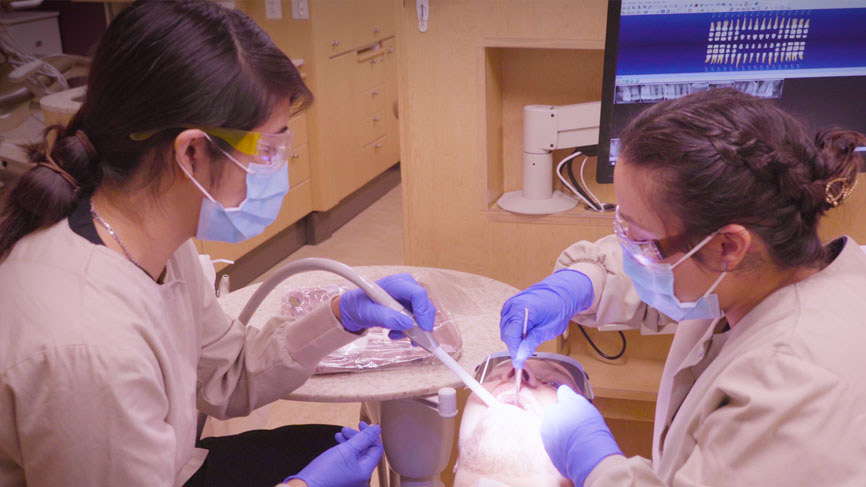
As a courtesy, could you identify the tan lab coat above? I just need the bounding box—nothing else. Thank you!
[0,220,360,486]
[556,235,866,487]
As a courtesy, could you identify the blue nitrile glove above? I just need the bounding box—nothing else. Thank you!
[541,385,623,487]
[339,273,437,340]
[334,421,372,444]
[499,269,593,369]
[285,423,384,487]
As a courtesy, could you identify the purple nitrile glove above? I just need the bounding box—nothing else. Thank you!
[499,269,593,369]
[339,273,436,341]
[285,422,383,487]
[541,385,623,487]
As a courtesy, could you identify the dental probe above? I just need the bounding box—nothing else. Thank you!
[238,257,499,407]
[515,308,529,401]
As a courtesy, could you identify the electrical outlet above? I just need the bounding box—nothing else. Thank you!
[292,0,309,20]
[265,0,282,19]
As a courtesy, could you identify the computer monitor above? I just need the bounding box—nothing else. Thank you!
[597,0,866,184]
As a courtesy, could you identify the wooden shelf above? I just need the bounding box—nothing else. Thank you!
[573,350,665,403]
[486,202,615,226]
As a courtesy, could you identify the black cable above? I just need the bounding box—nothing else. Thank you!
[577,324,627,360]
[563,149,616,212]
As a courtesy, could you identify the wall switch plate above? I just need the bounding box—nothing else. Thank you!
[292,0,309,20]
[265,0,283,19]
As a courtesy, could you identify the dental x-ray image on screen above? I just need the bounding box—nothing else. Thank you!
[596,0,866,183]
[453,353,592,487]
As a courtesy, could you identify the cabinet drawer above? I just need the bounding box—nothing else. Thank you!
[358,111,386,147]
[361,135,391,177]
[288,113,308,147]
[355,0,394,48]
[358,83,386,119]
[355,47,386,91]
[288,143,311,186]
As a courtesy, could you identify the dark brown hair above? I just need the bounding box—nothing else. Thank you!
[619,88,865,268]
[0,0,311,258]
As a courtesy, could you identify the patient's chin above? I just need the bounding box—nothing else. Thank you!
[456,404,571,487]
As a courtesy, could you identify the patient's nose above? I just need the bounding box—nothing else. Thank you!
[507,365,538,388]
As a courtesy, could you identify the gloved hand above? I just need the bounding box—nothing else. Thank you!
[285,422,384,487]
[334,421,371,444]
[499,269,593,369]
[541,385,623,487]
[339,273,436,340]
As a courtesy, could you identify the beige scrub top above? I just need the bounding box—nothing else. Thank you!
[556,235,866,487]
[0,219,361,486]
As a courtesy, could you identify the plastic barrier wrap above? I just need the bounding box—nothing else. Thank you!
[281,270,466,374]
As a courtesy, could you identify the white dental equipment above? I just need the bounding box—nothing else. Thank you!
[497,101,601,215]
[237,257,499,407]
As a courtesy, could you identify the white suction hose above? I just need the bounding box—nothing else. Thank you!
[238,258,498,406]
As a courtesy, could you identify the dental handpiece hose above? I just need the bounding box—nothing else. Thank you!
[238,258,498,407]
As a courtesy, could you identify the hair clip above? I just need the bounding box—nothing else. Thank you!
[824,176,857,208]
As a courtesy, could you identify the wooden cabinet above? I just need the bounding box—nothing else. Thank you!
[240,0,399,212]
[305,0,400,211]
[313,0,393,58]
[195,0,399,271]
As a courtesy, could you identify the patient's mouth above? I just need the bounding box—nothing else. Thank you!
[495,392,538,415]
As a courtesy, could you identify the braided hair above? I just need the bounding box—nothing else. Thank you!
[619,87,865,268]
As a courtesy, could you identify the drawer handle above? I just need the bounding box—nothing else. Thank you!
[291,152,300,159]
[370,58,378,65]
[387,49,394,54]
[373,28,381,34]
[373,116,380,122]
[374,143,383,149]
[331,40,340,47]
[371,89,379,96]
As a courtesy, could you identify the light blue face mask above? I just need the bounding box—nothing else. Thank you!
[178,136,290,243]
[621,231,727,322]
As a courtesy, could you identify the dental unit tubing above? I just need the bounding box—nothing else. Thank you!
[238,258,498,406]
[239,258,441,351]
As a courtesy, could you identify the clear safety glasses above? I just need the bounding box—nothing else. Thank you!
[474,351,594,400]
[613,205,688,265]
[131,126,293,175]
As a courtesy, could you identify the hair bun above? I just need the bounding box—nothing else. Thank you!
[813,128,865,210]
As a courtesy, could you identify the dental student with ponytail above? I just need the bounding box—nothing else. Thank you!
[0,2,436,486]
[500,89,866,486]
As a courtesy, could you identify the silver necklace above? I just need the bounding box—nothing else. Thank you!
[89,201,142,269]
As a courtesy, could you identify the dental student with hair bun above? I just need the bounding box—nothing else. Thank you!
[500,88,866,486]
[0,2,437,486]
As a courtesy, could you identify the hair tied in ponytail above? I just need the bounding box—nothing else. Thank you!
[74,130,98,160]
[824,176,857,208]
[36,156,80,194]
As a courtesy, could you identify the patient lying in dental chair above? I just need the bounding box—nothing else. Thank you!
[454,354,591,487]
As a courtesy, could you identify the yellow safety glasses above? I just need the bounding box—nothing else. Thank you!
[131,126,293,174]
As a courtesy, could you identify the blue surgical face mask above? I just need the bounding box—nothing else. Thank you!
[621,231,727,322]
[178,136,290,243]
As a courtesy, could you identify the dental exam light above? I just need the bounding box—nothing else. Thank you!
[497,101,602,215]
